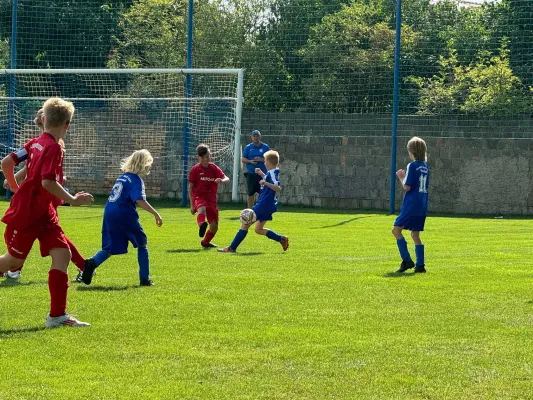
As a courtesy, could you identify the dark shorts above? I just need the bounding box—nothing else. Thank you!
[244,172,262,196]
[252,205,275,223]
[394,215,426,232]
[102,215,147,255]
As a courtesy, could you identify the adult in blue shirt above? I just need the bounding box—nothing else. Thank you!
[241,129,270,208]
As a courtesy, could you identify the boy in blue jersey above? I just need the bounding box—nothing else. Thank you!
[219,150,289,253]
[82,149,163,286]
[241,130,270,208]
[393,137,429,273]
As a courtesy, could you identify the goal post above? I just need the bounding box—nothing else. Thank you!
[0,68,244,202]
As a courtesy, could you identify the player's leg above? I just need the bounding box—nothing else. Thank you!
[196,203,209,237]
[0,225,32,274]
[392,222,414,272]
[201,207,219,248]
[218,220,252,253]
[254,220,289,251]
[82,220,116,285]
[0,253,25,274]
[411,229,426,273]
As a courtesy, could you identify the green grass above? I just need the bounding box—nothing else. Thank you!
[1,200,532,399]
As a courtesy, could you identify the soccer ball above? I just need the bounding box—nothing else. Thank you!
[239,208,256,225]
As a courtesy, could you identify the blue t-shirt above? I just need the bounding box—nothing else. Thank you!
[400,161,429,217]
[242,142,270,174]
[254,168,279,215]
[104,172,146,219]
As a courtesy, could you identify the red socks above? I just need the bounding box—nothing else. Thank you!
[67,238,85,271]
[48,269,68,317]
[197,213,206,226]
[202,230,216,245]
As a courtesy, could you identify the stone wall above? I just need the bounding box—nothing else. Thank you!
[66,110,533,215]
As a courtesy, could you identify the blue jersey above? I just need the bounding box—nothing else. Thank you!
[242,142,270,174]
[400,161,429,217]
[254,168,280,216]
[104,172,146,219]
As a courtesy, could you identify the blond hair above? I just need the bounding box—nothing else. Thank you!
[34,108,44,130]
[120,149,153,176]
[407,137,427,162]
[264,150,280,166]
[43,97,75,128]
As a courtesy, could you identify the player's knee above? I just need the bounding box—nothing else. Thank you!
[410,231,420,240]
[254,225,263,234]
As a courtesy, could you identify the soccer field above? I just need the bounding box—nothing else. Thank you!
[1,200,532,399]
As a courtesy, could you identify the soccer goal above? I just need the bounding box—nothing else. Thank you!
[0,68,244,202]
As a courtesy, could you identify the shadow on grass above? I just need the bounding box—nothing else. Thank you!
[234,252,263,256]
[382,272,417,278]
[166,249,202,253]
[0,326,47,336]
[311,216,373,229]
[0,280,46,287]
[76,285,136,292]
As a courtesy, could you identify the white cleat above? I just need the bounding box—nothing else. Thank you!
[45,314,91,328]
[6,270,21,279]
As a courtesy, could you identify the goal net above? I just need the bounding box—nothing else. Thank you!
[0,68,244,201]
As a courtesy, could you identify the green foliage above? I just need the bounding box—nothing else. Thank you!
[410,40,532,116]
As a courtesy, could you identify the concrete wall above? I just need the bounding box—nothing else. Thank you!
[66,110,533,216]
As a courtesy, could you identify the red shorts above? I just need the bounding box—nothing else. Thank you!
[192,198,219,223]
[4,222,70,259]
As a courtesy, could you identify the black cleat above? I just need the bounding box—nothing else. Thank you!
[199,221,208,238]
[414,264,426,273]
[82,258,97,285]
[201,242,217,249]
[140,278,154,286]
[396,260,415,273]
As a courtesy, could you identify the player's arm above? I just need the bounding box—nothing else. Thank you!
[1,155,19,192]
[188,180,196,214]
[396,166,411,192]
[261,181,281,193]
[136,200,163,227]
[215,175,230,185]
[42,180,93,206]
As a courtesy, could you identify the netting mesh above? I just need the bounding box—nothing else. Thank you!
[0,70,240,198]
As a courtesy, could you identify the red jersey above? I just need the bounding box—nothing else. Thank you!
[2,133,64,229]
[188,162,225,205]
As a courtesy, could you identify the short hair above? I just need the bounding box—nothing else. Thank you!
[120,149,154,176]
[196,144,210,157]
[407,136,427,162]
[251,129,261,136]
[264,150,279,166]
[34,108,44,129]
[43,97,75,128]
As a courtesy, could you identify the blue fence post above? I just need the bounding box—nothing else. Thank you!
[181,0,194,207]
[6,0,19,200]
[389,0,402,214]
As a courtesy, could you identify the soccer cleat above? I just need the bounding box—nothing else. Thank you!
[73,269,96,283]
[45,313,91,328]
[396,260,415,273]
[201,242,217,249]
[217,246,235,253]
[280,236,289,251]
[81,258,98,285]
[199,221,208,238]
[414,264,427,273]
[140,278,154,286]
[6,270,21,279]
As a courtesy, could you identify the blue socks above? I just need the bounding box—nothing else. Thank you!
[230,229,248,251]
[138,247,150,281]
[415,244,425,266]
[266,229,282,242]
[396,238,412,262]
[93,250,111,267]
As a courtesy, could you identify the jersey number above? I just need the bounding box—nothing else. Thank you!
[419,175,428,193]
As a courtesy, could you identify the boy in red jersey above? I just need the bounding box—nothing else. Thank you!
[1,108,89,283]
[0,97,94,328]
[188,144,229,248]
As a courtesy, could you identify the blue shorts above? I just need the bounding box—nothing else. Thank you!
[102,215,147,255]
[394,215,426,232]
[252,205,274,222]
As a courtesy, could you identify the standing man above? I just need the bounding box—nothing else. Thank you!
[241,129,270,208]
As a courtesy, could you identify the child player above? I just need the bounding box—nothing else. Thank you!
[219,150,289,253]
[188,144,230,248]
[81,149,163,286]
[1,108,89,283]
[0,97,94,328]
[393,136,429,273]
